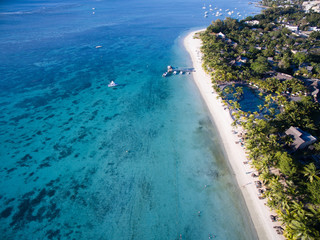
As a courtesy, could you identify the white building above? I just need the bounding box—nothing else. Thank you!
[245,20,260,26]
[302,1,320,13]
[217,32,226,38]
[309,26,320,31]
[284,24,299,32]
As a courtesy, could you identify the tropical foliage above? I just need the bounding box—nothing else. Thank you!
[200,1,320,238]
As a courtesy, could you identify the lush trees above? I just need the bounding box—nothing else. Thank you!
[302,163,320,183]
[200,6,320,237]
[293,52,307,68]
[251,56,270,75]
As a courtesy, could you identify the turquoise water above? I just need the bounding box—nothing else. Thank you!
[223,85,265,112]
[0,0,260,239]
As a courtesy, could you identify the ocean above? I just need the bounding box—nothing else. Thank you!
[0,0,260,239]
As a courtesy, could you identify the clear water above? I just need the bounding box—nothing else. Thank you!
[239,86,265,113]
[0,0,260,239]
[223,85,265,112]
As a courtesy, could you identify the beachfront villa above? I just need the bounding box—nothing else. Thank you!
[302,0,320,13]
[285,126,317,151]
[283,24,299,32]
[245,20,260,26]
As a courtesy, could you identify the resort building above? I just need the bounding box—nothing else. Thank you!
[285,126,317,151]
[217,32,226,38]
[309,26,320,31]
[245,20,260,26]
[283,24,299,32]
[302,0,320,13]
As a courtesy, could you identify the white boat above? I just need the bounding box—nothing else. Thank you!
[173,71,177,75]
[108,81,118,87]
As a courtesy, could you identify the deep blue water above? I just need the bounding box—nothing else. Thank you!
[0,0,260,239]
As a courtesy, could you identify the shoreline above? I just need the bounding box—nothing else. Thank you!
[184,29,284,240]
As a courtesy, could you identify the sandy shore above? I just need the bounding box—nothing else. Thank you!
[184,30,285,240]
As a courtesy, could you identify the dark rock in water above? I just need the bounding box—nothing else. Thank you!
[53,143,73,159]
[37,162,51,169]
[11,198,32,227]
[46,229,60,240]
[36,206,46,219]
[6,168,17,174]
[43,114,55,121]
[21,154,32,161]
[31,189,47,206]
[47,189,55,197]
[89,110,98,120]
[5,198,15,205]
[1,206,13,218]
[17,154,33,166]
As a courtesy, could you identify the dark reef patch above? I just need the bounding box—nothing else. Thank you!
[6,168,17,174]
[53,143,73,159]
[1,206,13,218]
[104,113,119,122]
[9,188,61,228]
[17,154,33,167]
[37,156,55,169]
[89,110,98,121]
[43,114,55,121]
[10,113,31,123]
[46,229,61,239]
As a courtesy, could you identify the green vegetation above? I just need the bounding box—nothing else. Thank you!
[200,1,320,239]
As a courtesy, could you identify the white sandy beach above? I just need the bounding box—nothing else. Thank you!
[184,30,285,240]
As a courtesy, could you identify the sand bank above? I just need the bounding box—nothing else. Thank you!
[184,29,284,240]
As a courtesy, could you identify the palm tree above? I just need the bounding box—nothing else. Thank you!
[302,163,320,183]
[290,201,305,217]
[286,220,319,240]
[259,171,272,184]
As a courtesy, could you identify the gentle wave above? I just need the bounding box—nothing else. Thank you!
[0,3,80,15]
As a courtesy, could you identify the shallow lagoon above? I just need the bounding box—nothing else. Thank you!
[0,0,260,239]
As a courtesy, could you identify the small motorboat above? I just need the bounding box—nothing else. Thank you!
[108,81,118,87]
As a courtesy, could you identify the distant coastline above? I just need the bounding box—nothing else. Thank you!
[183,30,284,240]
